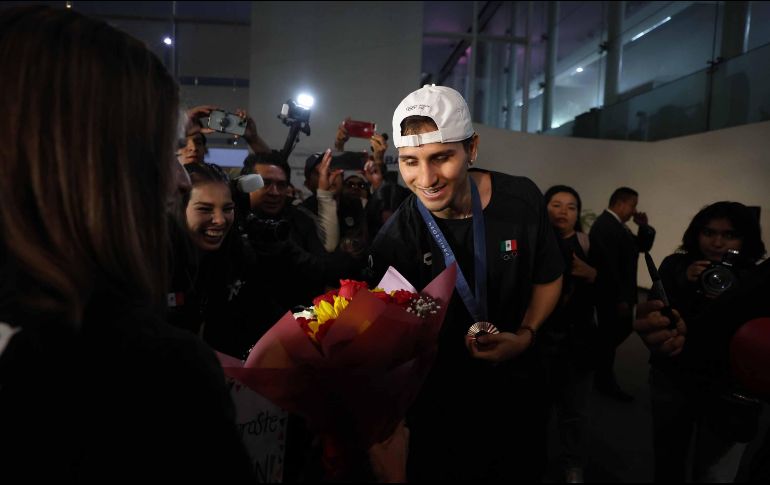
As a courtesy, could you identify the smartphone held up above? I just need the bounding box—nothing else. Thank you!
[200,109,247,136]
[343,119,376,139]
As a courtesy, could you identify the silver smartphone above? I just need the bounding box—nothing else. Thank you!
[201,109,247,136]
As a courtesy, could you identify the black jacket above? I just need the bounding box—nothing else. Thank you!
[0,300,254,483]
[589,210,656,309]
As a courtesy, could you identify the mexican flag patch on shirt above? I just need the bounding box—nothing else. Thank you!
[167,292,185,307]
[500,239,517,252]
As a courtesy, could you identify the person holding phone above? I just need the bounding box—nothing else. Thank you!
[302,150,370,258]
[178,105,271,166]
[589,187,656,402]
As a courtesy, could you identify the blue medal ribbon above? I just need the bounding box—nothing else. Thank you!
[416,176,488,322]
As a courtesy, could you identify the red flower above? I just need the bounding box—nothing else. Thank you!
[313,289,339,307]
[370,291,393,304]
[316,318,336,341]
[297,317,313,335]
[338,279,368,299]
[392,290,416,306]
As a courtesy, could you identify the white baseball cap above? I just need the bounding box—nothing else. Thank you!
[392,84,474,148]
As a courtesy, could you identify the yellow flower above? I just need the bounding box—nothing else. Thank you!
[308,319,322,337]
[315,295,350,325]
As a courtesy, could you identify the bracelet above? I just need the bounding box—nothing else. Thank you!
[517,325,537,348]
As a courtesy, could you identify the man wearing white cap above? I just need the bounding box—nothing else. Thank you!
[366,85,564,481]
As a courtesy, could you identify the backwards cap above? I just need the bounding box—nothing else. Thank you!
[392,84,474,148]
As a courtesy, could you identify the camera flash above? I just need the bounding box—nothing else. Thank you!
[163,37,173,46]
[296,93,314,110]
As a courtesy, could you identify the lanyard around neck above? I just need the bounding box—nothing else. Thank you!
[416,176,488,322]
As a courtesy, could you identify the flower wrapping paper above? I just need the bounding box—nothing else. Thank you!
[218,263,456,449]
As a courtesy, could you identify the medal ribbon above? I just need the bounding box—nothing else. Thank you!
[416,176,488,322]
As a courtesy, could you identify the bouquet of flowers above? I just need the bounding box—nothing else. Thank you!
[218,264,456,479]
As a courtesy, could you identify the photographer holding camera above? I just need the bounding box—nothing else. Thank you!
[177,105,271,166]
[643,201,766,482]
[239,152,360,310]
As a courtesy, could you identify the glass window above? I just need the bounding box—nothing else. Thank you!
[422,36,462,86]
[443,47,471,101]
[423,1,474,34]
[480,1,514,37]
[556,1,604,64]
[620,3,719,93]
[472,41,510,128]
[710,42,770,130]
[624,1,652,21]
[552,56,602,129]
[748,1,770,51]
[600,70,709,141]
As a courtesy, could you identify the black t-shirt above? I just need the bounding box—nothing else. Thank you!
[367,169,564,339]
[539,232,597,364]
[542,232,596,336]
[365,169,564,480]
[434,216,475,290]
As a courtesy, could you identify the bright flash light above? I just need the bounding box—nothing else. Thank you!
[296,93,314,109]
[163,37,173,46]
[576,67,584,73]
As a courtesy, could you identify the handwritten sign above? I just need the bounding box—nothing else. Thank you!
[226,378,287,483]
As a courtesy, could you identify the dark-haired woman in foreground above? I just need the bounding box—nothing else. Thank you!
[0,6,253,482]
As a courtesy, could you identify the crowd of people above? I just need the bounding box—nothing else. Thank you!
[1,5,769,484]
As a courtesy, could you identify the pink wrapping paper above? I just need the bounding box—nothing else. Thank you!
[217,263,456,448]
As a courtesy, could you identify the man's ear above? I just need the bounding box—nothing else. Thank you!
[469,133,480,163]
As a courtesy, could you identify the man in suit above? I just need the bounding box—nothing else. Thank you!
[590,187,655,401]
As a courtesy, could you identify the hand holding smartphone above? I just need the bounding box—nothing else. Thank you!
[644,252,679,330]
[343,119,376,139]
[329,151,368,171]
[200,109,247,136]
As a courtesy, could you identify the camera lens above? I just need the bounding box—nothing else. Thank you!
[701,265,735,294]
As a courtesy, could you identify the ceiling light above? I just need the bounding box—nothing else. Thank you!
[631,16,671,42]
[163,36,173,46]
[575,67,584,73]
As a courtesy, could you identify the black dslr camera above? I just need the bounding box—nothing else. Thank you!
[242,213,290,244]
[700,249,742,298]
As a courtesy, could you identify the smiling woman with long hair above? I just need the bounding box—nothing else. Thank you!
[0,6,252,481]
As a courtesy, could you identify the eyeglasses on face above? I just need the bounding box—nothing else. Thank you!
[262,178,289,191]
[345,181,368,190]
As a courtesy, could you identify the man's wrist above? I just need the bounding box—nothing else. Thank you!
[516,324,537,348]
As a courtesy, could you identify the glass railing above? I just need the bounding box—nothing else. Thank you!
[423,1,770,139]
[545,40,770,141]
